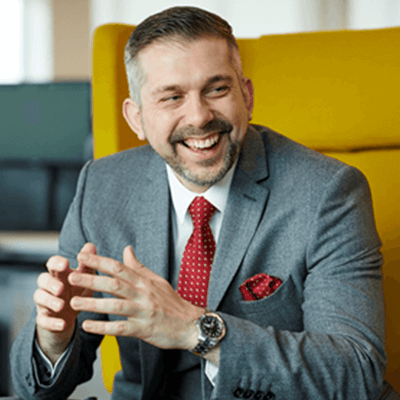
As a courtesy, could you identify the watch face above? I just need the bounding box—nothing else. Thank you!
[201,315,223,338]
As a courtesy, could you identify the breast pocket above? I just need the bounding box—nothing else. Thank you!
[233,276,304,331]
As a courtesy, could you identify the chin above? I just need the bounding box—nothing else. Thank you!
[176,162,233,188]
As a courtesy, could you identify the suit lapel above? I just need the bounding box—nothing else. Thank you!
[208,126,270,310]
[132,151,172,398]
[134,151,171,281]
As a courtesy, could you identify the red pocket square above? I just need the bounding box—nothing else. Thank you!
[239,273,282,301]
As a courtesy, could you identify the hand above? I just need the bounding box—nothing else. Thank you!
[69,244,204,350]
[34,243,96,362]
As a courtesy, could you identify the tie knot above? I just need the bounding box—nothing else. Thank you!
[188,197,217,229]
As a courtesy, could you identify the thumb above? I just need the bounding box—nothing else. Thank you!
[123,245,140,268]
[123,245,160,281]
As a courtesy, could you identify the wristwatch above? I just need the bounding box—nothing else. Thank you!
[191,309,226,356]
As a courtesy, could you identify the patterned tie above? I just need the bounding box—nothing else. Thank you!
[177,197,217,307]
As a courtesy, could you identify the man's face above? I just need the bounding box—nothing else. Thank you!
[123,37,253,193]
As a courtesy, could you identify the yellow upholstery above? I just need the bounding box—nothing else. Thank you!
[92,24,400,394]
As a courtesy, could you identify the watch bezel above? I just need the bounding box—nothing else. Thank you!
[200,312,226,340]
[191,310,226,356]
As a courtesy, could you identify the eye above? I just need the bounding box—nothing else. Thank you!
[207,85,230,98]
[214,86,228,92]
[161,94,182,102]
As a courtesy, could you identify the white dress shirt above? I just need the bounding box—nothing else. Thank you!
[166,162,236,386]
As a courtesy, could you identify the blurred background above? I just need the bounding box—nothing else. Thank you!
[0,0,399,398]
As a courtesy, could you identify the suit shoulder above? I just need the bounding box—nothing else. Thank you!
[90,145,154,171]
[253,124,359,180]
[74,145,165,201]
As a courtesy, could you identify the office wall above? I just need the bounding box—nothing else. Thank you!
[52,0,91,80]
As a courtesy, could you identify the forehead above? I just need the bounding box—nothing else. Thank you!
[138,38,239,94]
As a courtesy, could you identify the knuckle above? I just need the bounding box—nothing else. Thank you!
[113,261,125,275]
[47,255,60,268]
[33,289,43,305]
[37,272,48,287]
[46,256,57,267]
[116,321,126,335]
[36,314,49,329]
[113,300,125,313]
[52,298,64,312]
[110,278,122,292]
[36,314,44,326]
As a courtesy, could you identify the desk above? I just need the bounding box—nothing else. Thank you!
[0,398,91,400]
[0,231,59,265]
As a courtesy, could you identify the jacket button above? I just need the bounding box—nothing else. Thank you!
[244,389,255,398]
[254,391,265,400]
[233,387,245,398]
[264,391,276,400]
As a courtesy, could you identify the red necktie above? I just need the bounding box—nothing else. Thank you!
[177,197,217,308]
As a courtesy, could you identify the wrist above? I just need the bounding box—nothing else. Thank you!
[184,307,205,351]
[36,323,76,365]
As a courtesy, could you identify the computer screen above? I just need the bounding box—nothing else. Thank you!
[0,82,91,161]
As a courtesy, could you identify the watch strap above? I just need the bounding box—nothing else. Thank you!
[192,336,214,356]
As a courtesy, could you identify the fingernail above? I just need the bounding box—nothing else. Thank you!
[70,273,82,283]
[54,321,64,330]
[52,300,61,311]
[52,285,60,293]
[84,321,93,330]
[72,298,83,307]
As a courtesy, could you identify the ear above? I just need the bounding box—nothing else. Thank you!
[123,98,146,141]
[243,77,254,121]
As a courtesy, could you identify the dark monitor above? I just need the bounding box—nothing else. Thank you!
[0,82,91,161]
[0,82,92,232]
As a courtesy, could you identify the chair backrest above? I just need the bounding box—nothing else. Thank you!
[92,23,400,394]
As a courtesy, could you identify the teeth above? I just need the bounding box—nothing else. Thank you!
[184,133,219,149]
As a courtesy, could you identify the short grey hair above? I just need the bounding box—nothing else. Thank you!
[124,6,241,107]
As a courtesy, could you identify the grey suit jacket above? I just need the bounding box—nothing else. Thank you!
[10,125,391,399]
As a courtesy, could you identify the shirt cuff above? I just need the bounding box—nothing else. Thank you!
[34,339,72,380]
[205,360,219,387]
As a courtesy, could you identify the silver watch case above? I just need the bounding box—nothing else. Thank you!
[192,310,226,356]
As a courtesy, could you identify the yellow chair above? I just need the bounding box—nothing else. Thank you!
[92,24,400,394]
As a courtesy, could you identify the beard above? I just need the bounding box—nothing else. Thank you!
[163,118,241,188]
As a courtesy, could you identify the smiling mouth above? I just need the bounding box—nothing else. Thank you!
[180,132,226,151]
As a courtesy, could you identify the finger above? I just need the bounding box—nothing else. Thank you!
[34,289,65,313]
[36,313,66,332]
[76,252,137,283]
[46,256,70,281]
[37,273,65,297]
[122,245,141,268]
[81,319,130,336]
[70,296,138,317]
[68,272,131,299]
[77,243,97,274]
[123,245,161,282]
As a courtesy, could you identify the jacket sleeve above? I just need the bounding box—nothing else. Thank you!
[213,165,386,400]
[9,161,106,400]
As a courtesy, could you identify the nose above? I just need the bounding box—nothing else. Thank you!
[183,95,214,128]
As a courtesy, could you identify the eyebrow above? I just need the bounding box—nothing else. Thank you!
[151,74,234,97]
[205,75,233,87]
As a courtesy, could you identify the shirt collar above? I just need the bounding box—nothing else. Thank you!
[166,162,237,225]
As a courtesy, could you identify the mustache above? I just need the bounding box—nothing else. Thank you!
[169,119,233,144]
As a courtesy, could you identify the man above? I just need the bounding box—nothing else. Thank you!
[10,6,397,400]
